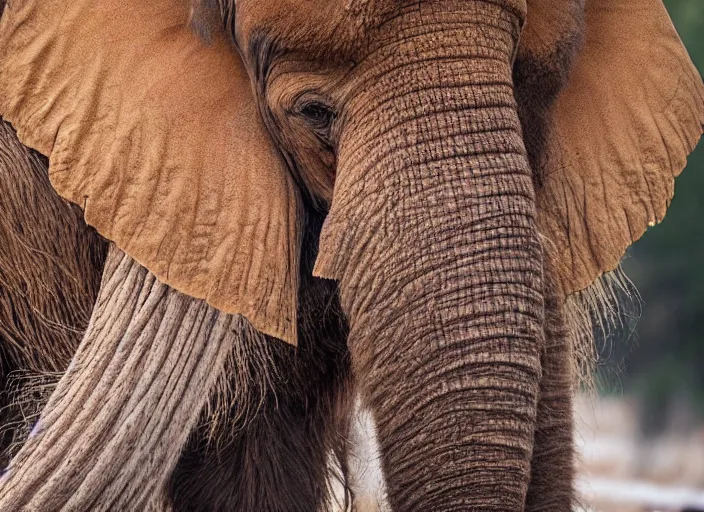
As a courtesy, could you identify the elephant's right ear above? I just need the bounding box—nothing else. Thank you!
[0,0,301,344]
[520,0,704,297]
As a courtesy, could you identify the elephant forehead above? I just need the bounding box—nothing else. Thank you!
[235,0,377,60]
[235,0,527,63]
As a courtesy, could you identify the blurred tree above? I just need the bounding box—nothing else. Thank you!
[599,0,704,436]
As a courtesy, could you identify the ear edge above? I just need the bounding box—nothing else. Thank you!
[533,0,704,297]
[4,115,301,347]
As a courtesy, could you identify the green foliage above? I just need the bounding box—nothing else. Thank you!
[601,0,704,433]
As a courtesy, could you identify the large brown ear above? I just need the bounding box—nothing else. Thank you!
[523,0,704,295]
[0,0,300,344]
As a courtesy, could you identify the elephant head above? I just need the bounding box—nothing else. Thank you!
[0,0,702,510]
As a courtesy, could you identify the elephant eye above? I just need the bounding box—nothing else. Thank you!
[298,100,336,147]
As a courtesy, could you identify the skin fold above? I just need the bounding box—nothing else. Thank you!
[0,0,702,510]
[168,209,352,512]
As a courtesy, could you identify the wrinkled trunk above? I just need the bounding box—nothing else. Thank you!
[0,246,239,511]
[315,2,543,509]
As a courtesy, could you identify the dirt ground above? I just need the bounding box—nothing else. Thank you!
[576,395,704,511]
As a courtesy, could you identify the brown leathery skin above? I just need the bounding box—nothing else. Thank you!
[531,0,704,298]
[0,0,702,509]
[312,3,546,508]
[524,262,575,511]
[0,0,302,345]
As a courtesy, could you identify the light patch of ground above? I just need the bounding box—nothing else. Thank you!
[329,395,704,511]
[576,395,704,511]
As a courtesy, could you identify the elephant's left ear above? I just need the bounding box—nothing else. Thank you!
[525,0,704,295]
[0,0,301,344]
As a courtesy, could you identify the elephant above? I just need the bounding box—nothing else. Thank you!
[0,0,702,510]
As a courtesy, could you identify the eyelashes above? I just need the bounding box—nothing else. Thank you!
[298,100,336,148]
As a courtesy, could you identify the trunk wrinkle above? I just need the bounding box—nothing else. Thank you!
[314,2,544,509]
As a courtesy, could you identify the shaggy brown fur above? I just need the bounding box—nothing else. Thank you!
[0,119,107,468]
[169,209,352,512]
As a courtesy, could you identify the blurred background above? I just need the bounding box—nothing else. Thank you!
[577,2,704,510]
